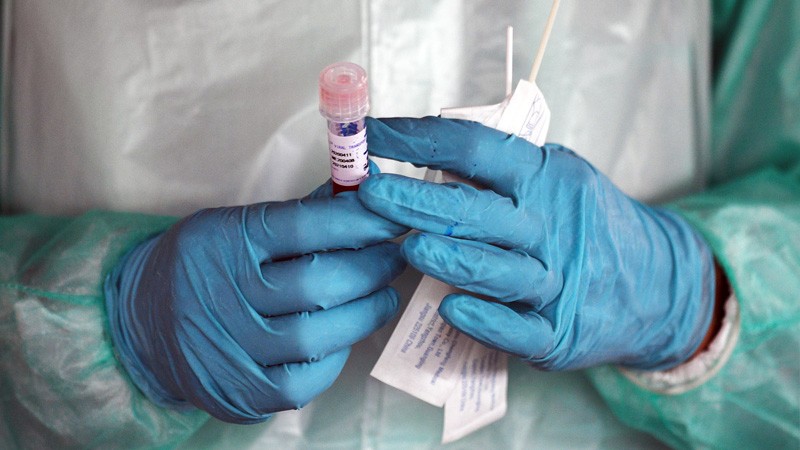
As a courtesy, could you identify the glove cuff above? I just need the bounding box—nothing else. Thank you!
[104,236,192,409]
[627,209,718,371]
[620,292,740,393]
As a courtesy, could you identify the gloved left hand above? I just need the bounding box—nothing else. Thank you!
[104,191,407,423]
[358,116,717,372]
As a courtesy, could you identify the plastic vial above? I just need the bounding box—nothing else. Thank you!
[319,62,370,195]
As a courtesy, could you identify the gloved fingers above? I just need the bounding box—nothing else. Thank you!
[439,293,555,361]
[243,192,408,262]
[256,348,352,414]
[401,233,560,307]
[240,287,400,367]
[247,242,405,317]
[359,173,541,250]
[365,116,545,197]
[304,160,382,199]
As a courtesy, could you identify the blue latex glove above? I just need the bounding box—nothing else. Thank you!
[358,116,717,371]
[104,191,407,423]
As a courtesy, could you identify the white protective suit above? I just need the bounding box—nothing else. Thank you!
[2,1,709,215]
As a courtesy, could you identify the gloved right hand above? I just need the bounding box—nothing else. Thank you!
[104,192,407,423]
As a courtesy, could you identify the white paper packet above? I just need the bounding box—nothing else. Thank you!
[443,345,508,443]
[370,275,473,407]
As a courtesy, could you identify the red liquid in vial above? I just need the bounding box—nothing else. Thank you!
[333,182,360,195]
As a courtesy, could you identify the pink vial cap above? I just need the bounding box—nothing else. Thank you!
[319,62,369,123]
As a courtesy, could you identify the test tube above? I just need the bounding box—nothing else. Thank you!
[319,62,370,195]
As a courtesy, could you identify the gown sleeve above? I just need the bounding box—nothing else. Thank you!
[588,1,800,447]
[0,211,208,449]
[588,164,800,449]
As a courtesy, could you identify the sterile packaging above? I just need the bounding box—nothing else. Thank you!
[372,78,550,443]
[443,345,508,443]
[371,276,472,407]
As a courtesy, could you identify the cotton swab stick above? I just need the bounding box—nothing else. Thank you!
[528,0,561,82]
[505,26,514,96]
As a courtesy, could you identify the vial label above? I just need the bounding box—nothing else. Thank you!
[327,128,369,186]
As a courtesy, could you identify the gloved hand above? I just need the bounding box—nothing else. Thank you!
[358,116,717,371]
[104,190,407,423]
